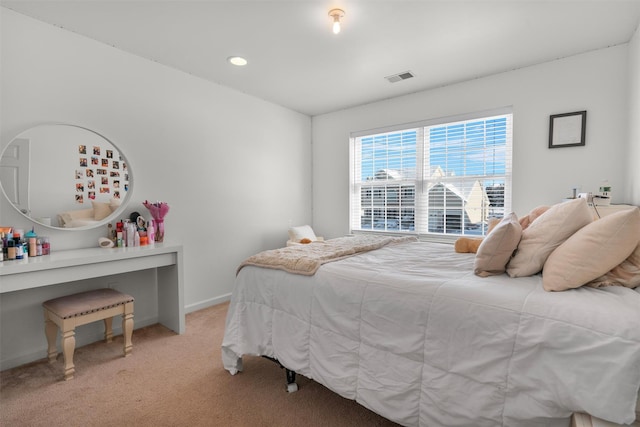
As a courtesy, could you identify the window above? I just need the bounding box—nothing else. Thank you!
[350,109,512,238]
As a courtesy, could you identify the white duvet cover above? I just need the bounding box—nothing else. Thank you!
[222,240,640,427]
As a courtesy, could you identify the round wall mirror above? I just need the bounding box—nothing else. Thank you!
[0,124,133,230]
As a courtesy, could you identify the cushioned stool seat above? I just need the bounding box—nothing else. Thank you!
[43,288,134,380]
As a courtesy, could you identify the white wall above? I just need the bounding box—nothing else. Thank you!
[312,46,632,238]
[1,9,312,368]
[628,23,640,205]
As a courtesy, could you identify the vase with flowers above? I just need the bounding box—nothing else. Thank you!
[143,200,170,242]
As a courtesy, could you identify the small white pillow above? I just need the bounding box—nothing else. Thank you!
[506,198,593,277]
[288,225,317,243]
[543,207,640,291]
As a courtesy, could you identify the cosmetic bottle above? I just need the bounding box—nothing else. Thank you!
[134,231,140,247]
[147,219,155,244]
[15,237,23,260]
[1,232,6,260]
[41,237,51,255]
[36,238,43,256]
[25,228,37,257]
[127,223,135,247]
[7,239,16,260]
[4,232,13,259]
[121,220,128,246]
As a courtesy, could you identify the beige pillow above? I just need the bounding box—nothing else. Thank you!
[506,198,593,277]
[59,212,73,226]
[92,201,112,221]
[543,207,640,291]
[109,198,121,212]
[587,242,640,289]
[474,212,522,277]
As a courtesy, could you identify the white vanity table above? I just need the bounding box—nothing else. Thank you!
[0,242,184,369]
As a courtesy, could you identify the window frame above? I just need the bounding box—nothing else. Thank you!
[349,107,513,241]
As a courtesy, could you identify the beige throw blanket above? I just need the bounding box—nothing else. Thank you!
[237,235,417,276]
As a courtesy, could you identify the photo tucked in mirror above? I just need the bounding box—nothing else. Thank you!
[0,124,133,229]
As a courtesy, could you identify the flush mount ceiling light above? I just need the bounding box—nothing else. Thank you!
[328,8,345,34]
[227,56,248,66]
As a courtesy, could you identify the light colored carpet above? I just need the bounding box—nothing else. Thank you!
[0,302,399,426]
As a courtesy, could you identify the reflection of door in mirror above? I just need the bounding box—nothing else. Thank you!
[0,138,30,216]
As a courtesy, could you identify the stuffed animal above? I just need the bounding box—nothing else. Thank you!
[454,217,501,253]
[454,205,551,253]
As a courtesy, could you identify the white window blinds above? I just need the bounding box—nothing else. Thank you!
[350,108,513,238]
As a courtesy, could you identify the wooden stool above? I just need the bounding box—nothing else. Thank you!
[43,288,134,380]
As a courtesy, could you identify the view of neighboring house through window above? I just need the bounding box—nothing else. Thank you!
[350,108,512,237]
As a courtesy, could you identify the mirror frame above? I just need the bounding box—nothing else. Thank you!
[0,123,134,231]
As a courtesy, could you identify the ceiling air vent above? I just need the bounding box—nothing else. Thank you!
[385,71,415,83]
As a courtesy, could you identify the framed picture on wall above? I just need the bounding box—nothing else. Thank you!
[549,110,586,148]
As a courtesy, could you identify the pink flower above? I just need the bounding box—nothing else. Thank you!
[143,200,170,221]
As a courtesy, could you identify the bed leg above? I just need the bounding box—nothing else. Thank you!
[285,369,298,393]
[261,356,298,392]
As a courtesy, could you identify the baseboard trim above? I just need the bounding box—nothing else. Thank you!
[185,293,232,313]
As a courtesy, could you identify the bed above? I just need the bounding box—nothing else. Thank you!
[222,208,640,427]
[57,199,120,228]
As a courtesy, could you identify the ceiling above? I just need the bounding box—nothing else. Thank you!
[2,0,640,116]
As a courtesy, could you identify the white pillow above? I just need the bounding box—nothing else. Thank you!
[506,198,593,277]
[288,225,317,243]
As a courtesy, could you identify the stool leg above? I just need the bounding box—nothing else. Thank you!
[61,329,76,380]
[104,317,114,343]
[122,301,134,357]
[44,314,58,363]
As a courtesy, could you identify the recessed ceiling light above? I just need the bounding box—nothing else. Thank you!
[228,56,248,66]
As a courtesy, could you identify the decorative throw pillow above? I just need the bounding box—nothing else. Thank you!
[92,201,112,221]
[288,225,317,243]
[506,198,593,277]
[59,212,74,226]
[474,212,522,277]
[109,198,122,212]
[543,207,640,291]
[587,243,640,289]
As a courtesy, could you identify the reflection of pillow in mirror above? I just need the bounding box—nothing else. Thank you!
[109,198,121,212]
[92,201,112,221]
[59,212,73,226]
